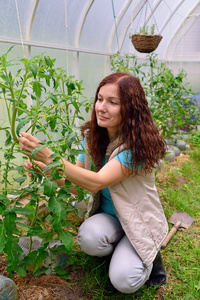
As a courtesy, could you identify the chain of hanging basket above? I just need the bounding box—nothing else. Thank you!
[131,1,162,53]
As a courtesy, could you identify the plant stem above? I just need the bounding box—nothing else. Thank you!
[5,75,18,142]
[149,57,154,95]
[28,191,40,254]
[17,73,28,103]
[31,96,40,135]
[62,79,70,124]
[11,103,18,142]
[10,72,28,142]
[3,142,17,206]
[71,94,78,126]
[3,90,12,126]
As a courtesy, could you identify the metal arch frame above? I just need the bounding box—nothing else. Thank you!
[164,1,200,61]
[75,0,95,48]
[0,35,112,55]
[159,0,186,35]
[24,0,40,58]
[23,0,40,110]
[74,0,95,79]
[158,0,187,60]
[107,0,132,53]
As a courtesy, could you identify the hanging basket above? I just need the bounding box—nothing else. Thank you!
[131,34,162,53]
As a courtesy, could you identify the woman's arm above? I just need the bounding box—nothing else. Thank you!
[19,132,131,193]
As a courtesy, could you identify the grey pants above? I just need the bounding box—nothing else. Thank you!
[77,212,153,294]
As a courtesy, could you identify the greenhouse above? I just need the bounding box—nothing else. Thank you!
[0,1,200,299]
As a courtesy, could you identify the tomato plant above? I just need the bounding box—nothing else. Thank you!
[111,52,199,138]
[0,47,91,277]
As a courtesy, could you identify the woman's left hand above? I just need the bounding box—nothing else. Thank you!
[19,132,53,164]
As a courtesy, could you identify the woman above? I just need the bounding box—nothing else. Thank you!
[19,72,168,294]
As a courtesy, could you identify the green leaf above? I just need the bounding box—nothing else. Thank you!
[43,160,62,173]
[33,266,48,276]
[20,251,37,267]
[5,240,23,272]
[0,223,6,253]
[4,98,18,103]
[67,82,76,95]
[43,180,58,197]
[64,179,73,188]
[16,117,31,136]
[6,45,15,55]
[5,130,12,146]
[27,225,44,236]
[15,265,27,277]
[16,221,30,230]
[31,144,46,158]
[71,99,79,111]
[49,116,57,131]
[33,81,42,98]
[27,226,53,242]
[49,153,60,159]
[4,211,19,236]
[33,249,49,273]
[41,231,54,244]
[54,266,69,279]
[13,176,27,184]
[49,93,58,104]
[57,186,71,199]
[51,169,63,181]
[13,207,34,216]
[57,228,73,252]
[51,244,68,254]
[48,197,66,220]
[45,75,51,86]
[17,101,28,117]
[28,61,37,78]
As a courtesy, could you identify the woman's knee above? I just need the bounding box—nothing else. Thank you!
[109,236,152,293]
[77,213,121,257]
[109,263,149,293]
[78,220,109,256]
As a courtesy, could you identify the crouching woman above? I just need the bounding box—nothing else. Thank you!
[19,72,168,294]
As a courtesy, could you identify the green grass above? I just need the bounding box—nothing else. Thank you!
[68,145,200,300]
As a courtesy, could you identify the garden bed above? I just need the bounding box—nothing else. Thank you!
[0,255,91,299]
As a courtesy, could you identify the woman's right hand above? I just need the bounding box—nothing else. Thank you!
[19,132,53,164]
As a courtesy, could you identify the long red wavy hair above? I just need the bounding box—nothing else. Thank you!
[81,72,166,174]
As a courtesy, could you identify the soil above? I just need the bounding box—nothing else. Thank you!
[0,205,91,300]
[0,154,198,300]
[0,247,91,300]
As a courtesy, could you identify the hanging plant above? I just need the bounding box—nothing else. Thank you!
[130,24,162,53]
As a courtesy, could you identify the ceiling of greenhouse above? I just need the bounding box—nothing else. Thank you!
[0,0,200,62]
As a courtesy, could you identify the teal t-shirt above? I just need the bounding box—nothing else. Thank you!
[77,139,134,217]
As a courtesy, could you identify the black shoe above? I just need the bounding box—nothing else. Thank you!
[145,252,166,288]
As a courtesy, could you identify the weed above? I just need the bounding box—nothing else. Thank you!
[190,130,200,147]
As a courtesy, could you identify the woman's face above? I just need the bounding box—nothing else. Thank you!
[95,83,121,138]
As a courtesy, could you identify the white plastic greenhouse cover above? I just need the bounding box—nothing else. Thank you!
[0,0,200,94]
